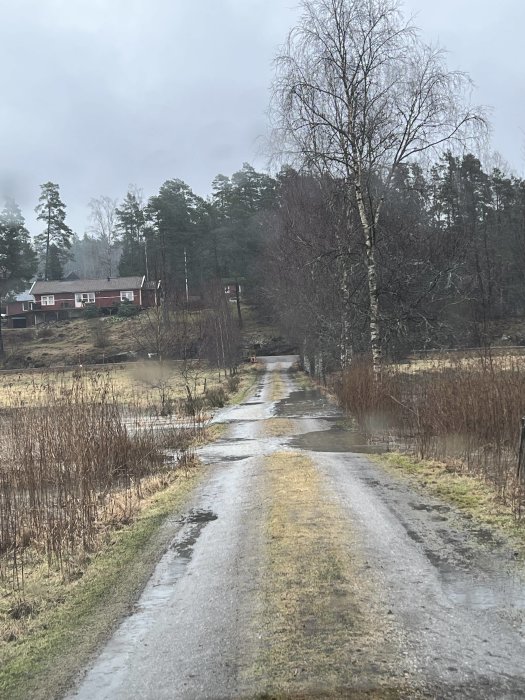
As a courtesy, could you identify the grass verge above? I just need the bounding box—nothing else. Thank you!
[375,452,525,545]
[246,451,407,698]
[0,468,203,700]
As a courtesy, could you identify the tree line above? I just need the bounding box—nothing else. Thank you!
[262,155,525,374]
[0,163,278,303]
[2,0,524,373]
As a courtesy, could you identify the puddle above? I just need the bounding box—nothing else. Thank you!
[218,454,254,462]
[441,572,525,610]
[185,508,218,525]
[410,502,451,514]
[288,425,388,454]
[172,509,218,559]
[274,389,339,419]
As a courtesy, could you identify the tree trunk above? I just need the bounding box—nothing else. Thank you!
[45,205,51,280]
[365,236,382,373]
[235,282,243,328]
[355,184,382,374]
[339,253,353,369]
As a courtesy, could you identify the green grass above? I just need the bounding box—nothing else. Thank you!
[0,469,203,700]
[375,452,525,542]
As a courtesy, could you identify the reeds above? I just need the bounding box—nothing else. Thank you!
[336,355,525,510]
[0,369,204,591]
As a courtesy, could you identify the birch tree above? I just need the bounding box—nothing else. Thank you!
[88,195,119,277]
[272,0,486,371]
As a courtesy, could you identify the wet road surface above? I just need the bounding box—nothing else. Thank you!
[68,357,525,699]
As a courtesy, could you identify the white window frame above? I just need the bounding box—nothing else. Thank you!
[120,291,134,302]
[75,292,95,307]
[41,295,55,306]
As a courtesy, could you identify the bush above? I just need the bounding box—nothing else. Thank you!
[204,386,228,408]
[227,375,240,393]
[117,300,139,318]
[90,318,110,348]
[82,304,101,319]
[36,325,53,339]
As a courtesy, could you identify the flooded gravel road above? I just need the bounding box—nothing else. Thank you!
[68,357,525,699]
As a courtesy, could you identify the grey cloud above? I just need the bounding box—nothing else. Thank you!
[0,0,522,236]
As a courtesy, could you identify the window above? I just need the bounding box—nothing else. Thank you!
[41,295,55,306]
[120,291,134,302]
[22,302,31,311]
[75,292,95,307]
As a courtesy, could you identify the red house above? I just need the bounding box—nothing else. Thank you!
[3,299,37,328]
[29,276,161,322]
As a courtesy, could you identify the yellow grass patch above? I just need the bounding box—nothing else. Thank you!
[269,368,288,402]
[375,452,525,543]
[246,451,406,698]
[260,417,296,437]
[0,361,256,409]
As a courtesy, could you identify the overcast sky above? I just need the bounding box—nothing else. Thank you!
[0,0,523,236]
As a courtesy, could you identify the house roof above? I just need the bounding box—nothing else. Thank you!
[31,276,146,295]
[15,291,34,302]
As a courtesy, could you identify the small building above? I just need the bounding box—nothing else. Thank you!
[3,298,37,328]
[224,282,241,301]
[29,276,161,322]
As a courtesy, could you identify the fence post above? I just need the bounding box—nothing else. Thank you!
[518,417,525,480]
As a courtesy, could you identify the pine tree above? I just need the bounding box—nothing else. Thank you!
[116,189,146,276]
[35,182,73,280]
[0,197,37,356]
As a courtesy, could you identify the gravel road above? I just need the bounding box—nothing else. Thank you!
[67,356,525,699]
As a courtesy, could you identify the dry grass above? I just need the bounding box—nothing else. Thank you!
[269,368,288,402]
[247,451,405,698]
[0,369,211,597]
[0,468,202,700]
[0,361,228,410]
[260,417,295,437]
[2,317,137,367]
[336,355,525,512]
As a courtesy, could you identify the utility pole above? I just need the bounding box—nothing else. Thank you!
[184,248,189,305]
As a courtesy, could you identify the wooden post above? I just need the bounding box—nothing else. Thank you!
[517,417,525,480]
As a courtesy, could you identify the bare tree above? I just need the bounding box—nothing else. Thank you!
[272,0,487,371]
[88,196,119,277]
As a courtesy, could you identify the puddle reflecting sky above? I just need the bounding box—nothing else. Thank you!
[288,425,388,454]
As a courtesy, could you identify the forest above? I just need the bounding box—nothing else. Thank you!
[1,153,525,370]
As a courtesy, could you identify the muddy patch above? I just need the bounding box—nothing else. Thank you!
[288,425,388,454]
[274,389,339,419]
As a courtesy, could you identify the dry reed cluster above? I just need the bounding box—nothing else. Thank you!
[0,370,206,591]
[336,356,525,509]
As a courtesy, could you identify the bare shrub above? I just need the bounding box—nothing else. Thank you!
[337,355,525,509]
[0,369,200,590]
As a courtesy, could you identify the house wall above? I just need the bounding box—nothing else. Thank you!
[34,289,143,311]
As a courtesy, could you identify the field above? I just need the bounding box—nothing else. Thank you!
[2,316,139,368]
[0,359,236,410]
